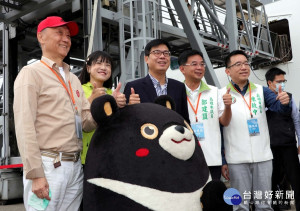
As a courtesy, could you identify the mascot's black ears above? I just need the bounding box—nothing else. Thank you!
[91,95,176,125]
[91,95,119,125]
[154,95,176,111]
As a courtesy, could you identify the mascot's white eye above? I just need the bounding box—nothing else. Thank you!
[141,123,158,140]
[184,120,193,134]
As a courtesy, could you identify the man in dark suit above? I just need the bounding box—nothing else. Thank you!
[265,67,300,211]
[124,39,190,123]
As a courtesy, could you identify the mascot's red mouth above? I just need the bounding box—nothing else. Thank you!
[171,138,191,144]
[136,148,149,157]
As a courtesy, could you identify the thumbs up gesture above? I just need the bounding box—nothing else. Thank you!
[128,88,140,105]
[223,87,233,108]
[113,82,126,108]
[88,82,107,104]
[276,85,290,105]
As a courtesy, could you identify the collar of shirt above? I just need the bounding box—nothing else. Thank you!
[185,83,201,102]
[231,80,249,96]
[41,56,70,76]
[59,67,66,82]
[86,81,94,90]
[149,73,168,96]
[185,80,211,98]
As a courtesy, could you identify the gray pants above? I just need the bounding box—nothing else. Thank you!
[228,160,273,211]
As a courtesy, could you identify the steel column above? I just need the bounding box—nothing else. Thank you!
[172,0,220,87]
[225,0,239,51]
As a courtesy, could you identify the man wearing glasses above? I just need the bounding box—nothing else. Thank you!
[124,39,190,122]
[265,67,300,211]
[178,49,232,180]
[219,50,290,210]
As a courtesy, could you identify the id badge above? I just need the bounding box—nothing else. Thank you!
[75,113,83,139]
[247,118,260,136]
[191,122,205,140]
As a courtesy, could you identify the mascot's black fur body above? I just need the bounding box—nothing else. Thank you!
[83,95,210,211]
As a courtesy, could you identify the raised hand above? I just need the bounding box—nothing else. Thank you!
[88,82,107,104]
[129,88,140,105]
[113,82,126,108]
[219,87,232,126]
[223,87,233,108]
[276,85,290,105]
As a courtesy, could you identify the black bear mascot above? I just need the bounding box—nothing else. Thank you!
[83,95,230,211]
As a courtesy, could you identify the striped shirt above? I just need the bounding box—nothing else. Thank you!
[149,73,168,96]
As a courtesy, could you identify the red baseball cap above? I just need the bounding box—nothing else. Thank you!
[37,16,79,36]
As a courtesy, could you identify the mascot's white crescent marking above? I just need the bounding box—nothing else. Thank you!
[88,178,202,211]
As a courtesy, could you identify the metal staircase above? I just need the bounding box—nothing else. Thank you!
[109,0,277,86]
[172,0,275,69]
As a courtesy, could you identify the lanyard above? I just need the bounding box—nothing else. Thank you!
[187,92,202,122]
[40,60,78,111]
[231,83,253,118]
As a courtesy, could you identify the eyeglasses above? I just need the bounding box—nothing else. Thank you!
[183,62,206,68]
[275,80,287,83]
[149,50,171,57]
[228,61,250,68]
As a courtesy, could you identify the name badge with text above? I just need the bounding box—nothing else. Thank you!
[191,122,205,140]
[75,113,83,139]
[247,118,260,136]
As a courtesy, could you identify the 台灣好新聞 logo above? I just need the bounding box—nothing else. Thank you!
[223,188,242,205]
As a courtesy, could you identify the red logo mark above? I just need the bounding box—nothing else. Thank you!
[76,90,80,97]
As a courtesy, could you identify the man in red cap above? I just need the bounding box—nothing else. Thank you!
[13,16,95,210]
